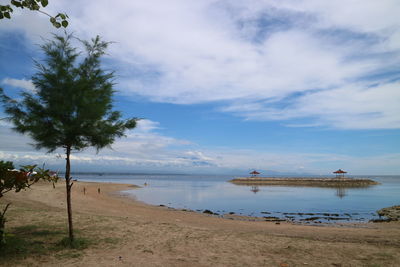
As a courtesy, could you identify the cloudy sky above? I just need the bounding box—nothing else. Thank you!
[0,0,399,175]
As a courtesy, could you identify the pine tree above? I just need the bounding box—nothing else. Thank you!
[0,33,137,243]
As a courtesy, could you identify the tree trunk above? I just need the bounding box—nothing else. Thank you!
[0,203,10,246]
[65,146,74,242]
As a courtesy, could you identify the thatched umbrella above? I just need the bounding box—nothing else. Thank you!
[250,170,260,177]
[333,169,347,178]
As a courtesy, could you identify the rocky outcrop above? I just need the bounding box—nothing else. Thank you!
[377,205,400,221]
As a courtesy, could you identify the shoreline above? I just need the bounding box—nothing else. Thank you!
[86,179,384,224]
[2,179,400,266]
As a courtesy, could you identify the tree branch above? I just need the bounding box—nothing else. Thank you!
[1,203,11,217]
[36,9,53,18]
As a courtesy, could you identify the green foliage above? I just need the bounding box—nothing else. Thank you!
[0,161,58,198]
[0,33,138,153]
[0,33,138,242]
[0,0,68,28]
[0,160,14,172]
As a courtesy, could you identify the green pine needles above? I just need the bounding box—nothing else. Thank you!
[0,33,138,242]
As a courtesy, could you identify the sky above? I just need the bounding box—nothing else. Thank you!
[0,0,399,175]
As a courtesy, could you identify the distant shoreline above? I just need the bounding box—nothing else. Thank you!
[230,177,379,187]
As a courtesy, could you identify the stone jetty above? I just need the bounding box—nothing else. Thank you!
[229,177,379,187]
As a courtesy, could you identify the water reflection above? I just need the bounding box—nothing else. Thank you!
[335,187,347,198]
[238,184,375,199]
[250,185,260,194]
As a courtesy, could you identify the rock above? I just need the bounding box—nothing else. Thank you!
[370,218,391,223]
[327,217,349,221]
[264,216,285,222]
[263,216,279,220]
[203,209,214,214]
[300,217,321,221]
[376,205,400,221]
[229,212,235,215]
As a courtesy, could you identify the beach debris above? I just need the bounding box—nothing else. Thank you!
[279,263,289,267]
[143,249,154,254]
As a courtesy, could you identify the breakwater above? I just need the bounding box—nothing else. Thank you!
[230,177,379,187]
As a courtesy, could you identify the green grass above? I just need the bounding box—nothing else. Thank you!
[58,237,91,249]
[0,216,123,265]
[0,203,124,265]
[0,224,90,263]
[0,233,48,259]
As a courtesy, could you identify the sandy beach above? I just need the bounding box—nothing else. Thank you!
[2,180,400,266]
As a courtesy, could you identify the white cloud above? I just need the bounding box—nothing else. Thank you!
[1,0,400,129]
[1,78,36,92]
[134,119,160,133]
[0,9,54,42]
[1,118,399,174]
[225,81,400,129]
[1,146,399,175]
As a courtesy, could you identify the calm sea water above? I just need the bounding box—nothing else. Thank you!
[75,174,400,223]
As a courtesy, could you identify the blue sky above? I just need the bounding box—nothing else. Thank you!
[0,0,399,175]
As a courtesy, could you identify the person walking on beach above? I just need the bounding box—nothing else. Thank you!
[98,188,101,194]
[83,187,86,195]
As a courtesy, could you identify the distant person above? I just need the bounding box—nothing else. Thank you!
[144,182,148,186]
[98,188,101,194]
[83,187,86,195]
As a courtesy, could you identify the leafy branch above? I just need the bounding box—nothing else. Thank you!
[0,0,68,28]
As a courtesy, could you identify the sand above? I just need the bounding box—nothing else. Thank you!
[2,179,400,266]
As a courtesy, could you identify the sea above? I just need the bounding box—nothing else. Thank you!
[74,173,400,223]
